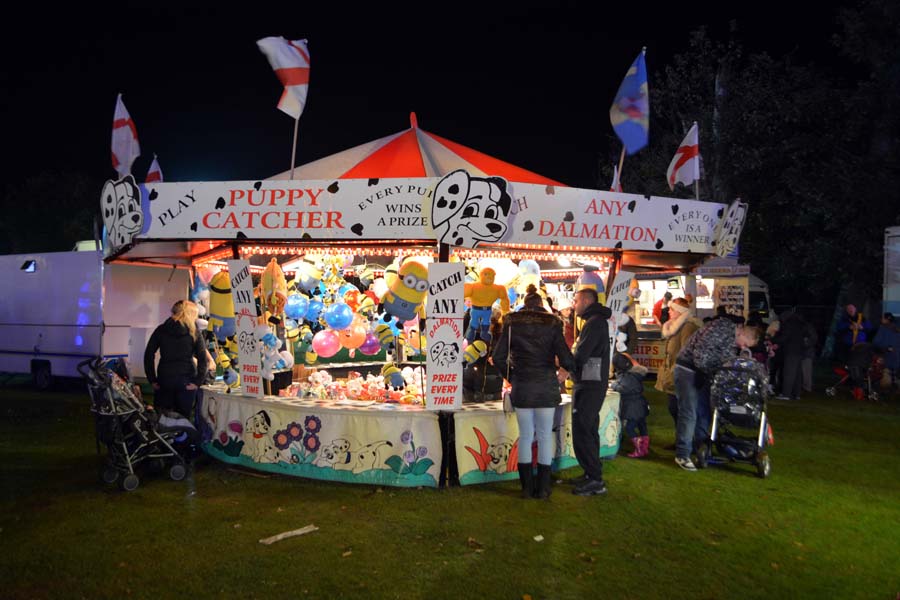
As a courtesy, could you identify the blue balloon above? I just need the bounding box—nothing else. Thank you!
[324,302,354,330]
[284,293,310,320]
[305,299,325,322]
[338,283,358,298]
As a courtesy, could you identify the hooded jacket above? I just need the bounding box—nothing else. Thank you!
[655,308,703,394]
[572,302,613,387]
[612,362,649,421]
[492,308,575,409]
[676,316,738,375]
[144,317,208,386]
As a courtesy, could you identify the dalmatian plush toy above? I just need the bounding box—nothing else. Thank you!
[100,175,143,250]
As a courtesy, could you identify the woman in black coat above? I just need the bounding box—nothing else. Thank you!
[493,291,575,499]
[144,300,208,418]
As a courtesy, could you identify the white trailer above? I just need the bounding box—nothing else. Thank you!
[885,226,900,316]
[0,247,190,387]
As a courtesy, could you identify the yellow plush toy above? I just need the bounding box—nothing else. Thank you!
[464,267,509,343]
[259,258,288,315]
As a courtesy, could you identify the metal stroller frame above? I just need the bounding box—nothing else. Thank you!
[78,357,196,491]
[696,356,772,478]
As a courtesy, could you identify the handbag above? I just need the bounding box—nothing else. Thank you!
[581,357,606,381]
[502,324,514,413]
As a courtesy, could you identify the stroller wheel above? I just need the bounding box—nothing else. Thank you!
[168,463,187,482]
[119,473,140,492]
[695,444,709,469]
[868,391,880,402]
[756,452,772,479]
[825,387,836,397]
[100,465,119,484]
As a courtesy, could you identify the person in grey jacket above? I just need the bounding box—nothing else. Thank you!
[493,291,575,499]
[568,288,612,496]
[672,316,759,471]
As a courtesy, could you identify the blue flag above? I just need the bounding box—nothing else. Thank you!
[609,50,649,155]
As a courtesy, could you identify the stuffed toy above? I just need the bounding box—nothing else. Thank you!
[259,258,288,315]
[463,340,488,366]
[464,267,510,342]
[381,363,405,389]
[207,270,236,341]
[382,260,428,324]
[293,255,323,293]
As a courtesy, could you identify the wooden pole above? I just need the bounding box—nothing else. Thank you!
[289,117,300,181]
[616,146,626,182]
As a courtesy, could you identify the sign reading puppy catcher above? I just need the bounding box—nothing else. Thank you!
[425,263,464,410]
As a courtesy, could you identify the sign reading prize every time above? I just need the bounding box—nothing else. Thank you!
[425,263,465,411]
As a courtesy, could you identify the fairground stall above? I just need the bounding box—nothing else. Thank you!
[103,115,743,488]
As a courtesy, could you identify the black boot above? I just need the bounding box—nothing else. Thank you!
[517,463,534,499]
[535,464,553,499]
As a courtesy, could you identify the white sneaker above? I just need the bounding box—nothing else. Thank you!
[675,457,697,472]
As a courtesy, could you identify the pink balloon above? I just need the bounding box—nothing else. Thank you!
[311,329,341,358]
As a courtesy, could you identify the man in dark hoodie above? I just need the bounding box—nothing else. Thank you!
[569,288,612,496]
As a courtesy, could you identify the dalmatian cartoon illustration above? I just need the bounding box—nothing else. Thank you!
[242,410,279,463]
[712,199,748,258]
[432,169,512,248]
[429,341,460,368]
[100,175,143,250]
[486,437,514,474]
[313,437,393,474]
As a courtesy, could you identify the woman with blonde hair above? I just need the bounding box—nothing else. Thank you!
[655,297,703,432]
[144,300,209,418]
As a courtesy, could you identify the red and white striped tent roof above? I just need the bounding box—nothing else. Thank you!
[267,112,565,186]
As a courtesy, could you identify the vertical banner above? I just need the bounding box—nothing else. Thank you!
[605,270,637,365]
[226,260,263,398]
[425,263,465,411]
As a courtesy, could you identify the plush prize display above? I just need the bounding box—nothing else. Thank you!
[382,260,428,324]
[292,255,323,293]
[463,340,488,365]
[207,270,236,341]
[259,258,288,315]
[464,267,509,342]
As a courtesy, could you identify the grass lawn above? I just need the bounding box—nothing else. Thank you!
[1,375,898,600]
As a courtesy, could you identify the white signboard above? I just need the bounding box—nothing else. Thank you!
[425,262,465,410]
[226,259,263,398]
[606,270,637,365]
[426,263,465,318]
[127,176,729,255]
[425,317,464,410]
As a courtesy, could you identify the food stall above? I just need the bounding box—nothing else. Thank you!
[103,118,739,488]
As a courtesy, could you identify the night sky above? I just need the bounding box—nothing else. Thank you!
[2,1,848,192]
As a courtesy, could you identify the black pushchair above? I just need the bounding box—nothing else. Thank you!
[78,357,199,491]
[825,343,882,402]
[696,355,773,478]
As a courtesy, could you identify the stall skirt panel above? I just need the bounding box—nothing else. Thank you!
[454,395,621,486]
[199,390,441,488]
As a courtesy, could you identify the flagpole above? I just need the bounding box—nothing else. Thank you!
[289,116,300,181]
[616,146,626,182]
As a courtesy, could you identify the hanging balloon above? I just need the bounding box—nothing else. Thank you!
[338,283,357,298]
[311,329,341,358]
[343,289,360,311]
[284,293,310,320]
[305,299,325,322]
[359,332,382,356]
[324,302,354,330]
[339,320,368,350]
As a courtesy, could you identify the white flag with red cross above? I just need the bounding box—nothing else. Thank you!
[111,93,141,178]
[257,37,311,120]
[666,122,700,190]
[146,154,163,183]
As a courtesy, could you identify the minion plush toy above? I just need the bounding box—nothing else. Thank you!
[463,267,510,342]
[382,260,428,324]
[207,270,236,341]
[463,340,488,366]
[293,255,323,293]
[381,363,405,389]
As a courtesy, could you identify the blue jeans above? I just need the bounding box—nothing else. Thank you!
[466,307,493,342]
[674,365,711,459]
[515,407,556,465]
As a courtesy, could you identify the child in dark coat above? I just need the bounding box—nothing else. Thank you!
[612,352,651,458]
